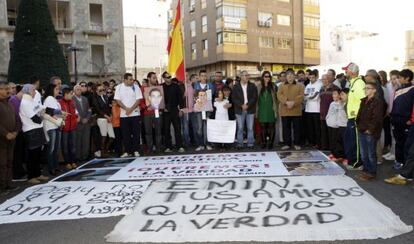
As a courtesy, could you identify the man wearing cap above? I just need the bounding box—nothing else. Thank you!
[343,62,366,169]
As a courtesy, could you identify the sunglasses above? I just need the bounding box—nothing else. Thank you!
[264,76,271,78]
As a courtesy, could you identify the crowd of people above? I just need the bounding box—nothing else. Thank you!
[1,62,414,194]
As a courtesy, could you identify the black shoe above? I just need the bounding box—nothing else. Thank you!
[12,175,28,182]
[49,170,57,176]
[5,185,19,192]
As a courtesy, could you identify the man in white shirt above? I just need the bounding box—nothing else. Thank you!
[114,73,143,157]
[304,70,322,148]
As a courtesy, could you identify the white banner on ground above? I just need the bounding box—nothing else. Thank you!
[107,152,289,181]
[106,176,412,243]
[0,181,152,224]
[207,119,236,143]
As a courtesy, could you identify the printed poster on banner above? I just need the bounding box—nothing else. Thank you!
[278,150,329,162]
[284,161,345,176]
[107,152,289,181]
[52,168,122,182]
[207,119,236,143]
[77,157,137,170]
[106,176,413,243]
[0,181,152,224]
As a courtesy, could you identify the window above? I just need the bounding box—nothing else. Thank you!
[6,0,20,26]
[49,1,70,29]
[189,0,195,12]
[217,32,223,45]
[278,0,290,2]
[202,39,208,50]
[89,4,103,31]
[304,39,320,49]
[304,0,319,6]
[304,15,319,28]
[201,0,207,9]
[278,38,292,49]
[259,36,274,48]
[277,14,290,26]
[202,15,207,33]
[91,45,105,73]
[191,43,197,60]
[218,5,247,19]
[223,32,247,44]
[258,12,272,27]
[190,20,196,37]
[61,44,73,73]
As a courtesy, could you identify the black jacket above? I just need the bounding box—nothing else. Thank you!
[92,94,111,118]
[163,82,184,112]
[231,82,258,115]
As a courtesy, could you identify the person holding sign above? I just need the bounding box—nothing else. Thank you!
[232,70,258,149]
[193,70,215,151]
[140,72,164,155]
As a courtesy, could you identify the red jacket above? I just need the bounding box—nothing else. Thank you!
[59,99,78,132]
[411,105,414,123]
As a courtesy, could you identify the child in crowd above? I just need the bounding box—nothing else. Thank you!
[223,86,235,120]
[326,87,347,162]
[213,90,232,150]
[356,81,384,181]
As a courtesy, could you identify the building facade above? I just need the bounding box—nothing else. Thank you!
[0,0,125,83]
[173,0,320,78]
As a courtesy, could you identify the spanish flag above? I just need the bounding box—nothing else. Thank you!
[167,0,185,82]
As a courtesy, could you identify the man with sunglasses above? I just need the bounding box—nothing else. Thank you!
[114,73,143,157]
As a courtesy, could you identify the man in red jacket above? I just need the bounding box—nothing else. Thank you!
[59,87,78,170]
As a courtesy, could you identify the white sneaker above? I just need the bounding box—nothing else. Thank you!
[134,151,140,157]
[164,148,173,153]
[383,153,395,161]
[206,145,213,151]
[94,150,101,158]
[120,153,129,158]
[195,146,205,152]
[294,145,301,151]
[377,161,383,165]
[281,145,291,150]
[178,147,185,153]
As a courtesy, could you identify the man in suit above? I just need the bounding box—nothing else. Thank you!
[232,70,258,149]
[73,84,91,161]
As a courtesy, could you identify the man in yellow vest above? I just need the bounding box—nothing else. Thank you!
[343,62,366,169]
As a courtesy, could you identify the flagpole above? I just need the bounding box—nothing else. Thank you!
[178,0,189,116]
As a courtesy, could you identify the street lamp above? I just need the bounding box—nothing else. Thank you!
[68,45,85,83]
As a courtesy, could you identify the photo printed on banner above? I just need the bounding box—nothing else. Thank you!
[278,150,329,162]
[0,181,152,224]
[106,176,412,243]
[77,157,137,170]
[284,161,345,176]
[52,168,121,182]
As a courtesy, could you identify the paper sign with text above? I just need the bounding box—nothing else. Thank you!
[106,176,412,243]
[0,181,152,224]
[107,152,289,181]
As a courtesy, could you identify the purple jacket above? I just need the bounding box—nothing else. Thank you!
[319,84,335,120]
[9,95,22,131]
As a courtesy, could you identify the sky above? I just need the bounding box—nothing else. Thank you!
[123,0,172,29]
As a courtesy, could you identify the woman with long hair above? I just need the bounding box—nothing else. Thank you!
[257,71,278,149]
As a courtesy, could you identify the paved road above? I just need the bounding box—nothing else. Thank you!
[0,151,413,244]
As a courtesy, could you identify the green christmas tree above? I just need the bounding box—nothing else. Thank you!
[8,0,70,87]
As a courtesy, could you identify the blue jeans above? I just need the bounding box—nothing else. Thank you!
[236,112,255,147]
[404,125,414,164]
[181,112,199,147]
[62,130,76,164]
[344,119,360,166]
[47,129,61,170]
[195,112,209,146]
[359,133,377,175]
